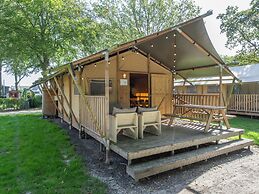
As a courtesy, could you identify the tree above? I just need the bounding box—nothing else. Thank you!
[5,59,36,91]
[217,0,259,65]
[91,0,201,48]
[0,0,101,76]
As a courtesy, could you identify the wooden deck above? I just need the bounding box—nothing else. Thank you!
[109,123,254,181]
[110,123,244,161]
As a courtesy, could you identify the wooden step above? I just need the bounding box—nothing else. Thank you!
[126,128,244,160]
[126,139,253,181]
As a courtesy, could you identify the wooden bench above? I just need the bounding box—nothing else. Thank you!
[164,104,230,132]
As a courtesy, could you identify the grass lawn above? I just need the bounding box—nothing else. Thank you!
[0,114,107,194]
[229,116,259,145]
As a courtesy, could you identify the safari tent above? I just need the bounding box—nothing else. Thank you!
[33,11,253,181]
[175,64,259,117]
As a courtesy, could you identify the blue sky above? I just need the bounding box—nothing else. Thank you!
[2,0,251,87]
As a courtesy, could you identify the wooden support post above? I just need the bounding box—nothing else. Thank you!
[116,52,120,104]
[67,65,103,136]
[61,76,64,123]
[68,74,72,129]
[219,65,223,107]
[78,68,84,139]
[104,51,110,164]
[49,81,69,121]
[53,77,80,129]
[147,53,151,107]
[226,78,236,107]
[42,82,61,116]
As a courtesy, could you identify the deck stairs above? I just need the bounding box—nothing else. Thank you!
[126,137,253,181]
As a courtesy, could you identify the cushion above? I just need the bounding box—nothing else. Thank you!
[112,107,137,116]
[137,106,158,114]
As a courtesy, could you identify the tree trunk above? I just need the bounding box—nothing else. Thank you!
[0,61,2,97]
[41,54,50,77]
[14,72,18,91]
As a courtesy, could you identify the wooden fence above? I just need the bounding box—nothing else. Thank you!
[173,94,220,121]
[80,95,106,137]
[228,94,259,115]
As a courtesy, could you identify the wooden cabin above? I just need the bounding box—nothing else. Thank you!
[33,12,253,181]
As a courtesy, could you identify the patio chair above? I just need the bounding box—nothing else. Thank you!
[109,108,138,143]
[138,108,161,139]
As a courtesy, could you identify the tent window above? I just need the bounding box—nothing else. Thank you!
[207,85,219,93]
[90,79,112,96]
[186,86,197,93]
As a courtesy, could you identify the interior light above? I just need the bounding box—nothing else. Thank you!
[122,73,127,79]
[174,44,177,48]
[173,34,176,37]
[174,53,177,56]
[166,36,168,39]
[94,64,96,67]
[151,44,154,48]
[122,56,125,60]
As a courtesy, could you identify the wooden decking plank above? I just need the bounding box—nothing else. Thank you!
[110,125,244,160]
[126,139,253,181]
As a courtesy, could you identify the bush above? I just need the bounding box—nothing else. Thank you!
[30,95,42,108]
[0,98,28,111]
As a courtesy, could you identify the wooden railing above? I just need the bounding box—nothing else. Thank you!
[80,95,106,137]
[173,94,220,106]
[228,94,259,113]
[173,94,220,121]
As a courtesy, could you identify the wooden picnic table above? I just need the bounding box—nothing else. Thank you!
[164,104,230,132]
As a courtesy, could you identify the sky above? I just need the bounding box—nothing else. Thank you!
[2,0,251,87]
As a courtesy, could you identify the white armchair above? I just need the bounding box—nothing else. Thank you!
[109,112,138,143]
[138,110,161,139]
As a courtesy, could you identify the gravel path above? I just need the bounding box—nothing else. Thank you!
[54,119,259,194]
[0,109,42,115]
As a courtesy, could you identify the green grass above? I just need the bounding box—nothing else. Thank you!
[0,114,107,194]
[229,116,259,145]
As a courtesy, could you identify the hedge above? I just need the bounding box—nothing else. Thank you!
[0,96,42,111]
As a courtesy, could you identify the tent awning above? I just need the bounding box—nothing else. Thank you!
[136,15,234,79]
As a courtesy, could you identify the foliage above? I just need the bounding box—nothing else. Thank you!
[0,0,101,75]
[229,116,259,145]
[91,0,201,48]
[217,0,259,65]
[0,88,42,111]
[0,98,27,110]
[0,114,107,193]
[30,95,42,108]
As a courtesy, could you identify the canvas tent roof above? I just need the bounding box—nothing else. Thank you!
[230,64,259,83]
[32,11,237,86]
[174,64,259,86]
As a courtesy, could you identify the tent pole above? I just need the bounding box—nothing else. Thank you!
[219,65,223,106]
[104,51,110,164]
[147,53,151,107]
[226,78,236,107]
